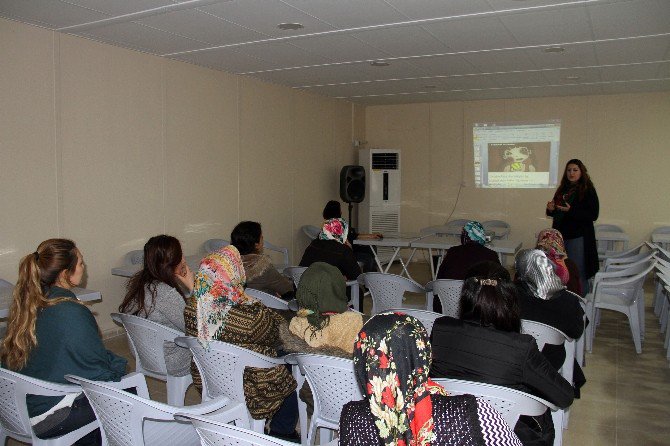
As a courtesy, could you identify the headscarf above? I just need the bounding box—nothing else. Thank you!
[353,312,447,446]
[536,229,569,285]
[295,262,348,331]
[193,245,255,346]
[318,218,348,244]
[515,249,565,300]
[460,220,487,245]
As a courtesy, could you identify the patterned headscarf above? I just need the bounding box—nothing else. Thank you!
[353,312,447,446]
[536,229,569,285]
[318,218,349,244]
[295,262,348,330]
[515,249,566,300]
[460,221,487,245]
[193,245,255,346]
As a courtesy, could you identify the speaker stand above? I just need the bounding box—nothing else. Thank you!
[347,202,354,230]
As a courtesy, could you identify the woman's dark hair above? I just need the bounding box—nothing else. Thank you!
[557,158,594,199]
[459,261,520,332]
[322,200,342,219]
[119,235,185,316]
[230,221,262,255]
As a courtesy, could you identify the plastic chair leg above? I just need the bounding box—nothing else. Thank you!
[166,374,192,407]
[627,307,643,354]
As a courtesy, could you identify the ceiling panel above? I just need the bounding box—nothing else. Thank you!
[198,0,335,37]
[599,61,667,81]
[290,35,393,62]
[252,64,369,87]
[351,25,451,57]
[66,0,176,16]
[0,0,108,28]
[541,66,602,84]
[282,0,407,28]
[524,43,599,68]
[79,22,205,54]
[354,59,431,80]
[500,6,594,46]
[383,0,492,19]
[493,71,553,88]
[441,74,501,91]
[461,49,539,73]
[487,0,585,11]
[595,35,670,64]
[408,54,479,76]
[236,41,332,67]
[138,8,265,46]
[422,16,519,52]
[170,48,270,72]
[600,78,670,94]
[301,77,449,98]
[588,0,670,39]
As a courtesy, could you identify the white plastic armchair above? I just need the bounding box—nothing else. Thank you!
[425,279,463,316]
[359,272,426,315]
[176,413,296,446]
[67,374,234,446]
[432,378,558,428]
[292,354,363,445]
[174,337,286,433]
[204,239,229,253]
[302,225,321,241]
[387,308,442,335]
[111,313,192,406]
[603,249,655,271]
[245,288,290,310]
[263,240,290,272]
[125,249,145,265]
[0,367,100,446]
[585,260,656,354]
[482,220,511,239]
[283,266,307,288]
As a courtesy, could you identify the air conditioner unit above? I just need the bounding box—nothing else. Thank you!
[358,149,401,263]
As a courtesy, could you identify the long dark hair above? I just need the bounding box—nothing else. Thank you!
[230,221,262,255]
[556,159,594,200]
[119,235,185,316]
[459,261,520,332]
[2,239,81,370]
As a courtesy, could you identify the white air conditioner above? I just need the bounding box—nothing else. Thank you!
[358,149,401,263]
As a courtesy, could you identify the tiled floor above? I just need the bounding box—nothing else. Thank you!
[9,261,669,445]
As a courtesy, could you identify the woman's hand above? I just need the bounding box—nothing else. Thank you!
[175,263,195,292]
[546,200,556,212]
[556,202,571,212]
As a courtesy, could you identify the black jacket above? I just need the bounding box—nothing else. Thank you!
[436,243,500,281]
[299,239,361,280]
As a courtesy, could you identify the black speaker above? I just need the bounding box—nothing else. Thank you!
[340,165,366,203]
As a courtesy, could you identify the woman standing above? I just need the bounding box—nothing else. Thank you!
[118,235,193,377]
[1,239,127,445]
[546,159,599,292]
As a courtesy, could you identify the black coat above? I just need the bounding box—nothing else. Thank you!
[299,239,361,280]
[436,243,501,281]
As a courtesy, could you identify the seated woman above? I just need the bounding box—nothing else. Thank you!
[322,200,380,272]
[430,261,574,446]
[515,249,586,396]
[535,229,582,296]
[231,221,294,300]
[339,312,521,446]
[118,235,193,377]
[299,217,361,280]
[1,239,127,445]
[184,245,299,442]
[434,220,499,313]
[288,262,363,354]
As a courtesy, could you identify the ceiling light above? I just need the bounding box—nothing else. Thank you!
[370,61,390,67]
[543,46,565,53]
[277,23,304,31]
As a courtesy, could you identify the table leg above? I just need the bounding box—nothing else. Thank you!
[383,247,402,273]
[369,245,383,272]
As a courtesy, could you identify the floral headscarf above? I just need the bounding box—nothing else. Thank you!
[536,229,569,284]
[461,221,487,245]
[515,249,566,300]
[193,245,255,346]
[318,218,348,244]
[353,312,447,446]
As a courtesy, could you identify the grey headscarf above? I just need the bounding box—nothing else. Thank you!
[515,249,565,300]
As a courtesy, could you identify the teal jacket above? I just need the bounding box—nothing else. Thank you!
[17,287,127,417]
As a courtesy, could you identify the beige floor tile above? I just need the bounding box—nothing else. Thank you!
[563,423,617,446]
[567,399,617,427]
[616,402,670,433]
[616,428,670,446]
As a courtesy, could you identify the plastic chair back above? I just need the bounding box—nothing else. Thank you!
[521,319,568,351]
[386,308,442,335]
[0,367,98,445]
[359,273,426,315]
[432,378,556,428]
[179,413,295,446]
[204,239,229,253]
[302,225,321,240]
[294,354,363,441]
[284,266,307,288]
[263,240,290,271]
[425,279,463,317]
[604,251,655,271]
[482,220,511,239]
[245,288,289,310]
[125,250,145,265]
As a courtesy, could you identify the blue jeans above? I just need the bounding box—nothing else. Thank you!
[565,237,588,294]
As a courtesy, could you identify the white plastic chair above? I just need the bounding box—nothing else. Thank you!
[585,260,656,354]
[125,249,145,265]
[283,266,307,288]
[595,224,626,258]
[176,413,296,446]
[482,220,511,239]
[359,272,426,315]
[432,378,558,428]
[174,337,286,433]
[301,225,320,241]
[111,313,193,406]
[446,219,471,232]
[263,241,291,272]
[652,226,670,250]
[425,279,463,316]
[67,374,236,446]
[603,249,655,271]
[387,308,442,335]
[0,367,100,445]
[293,354,363,445]
[245,288,290,310]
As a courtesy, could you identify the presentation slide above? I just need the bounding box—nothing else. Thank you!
[473,121,561,188]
